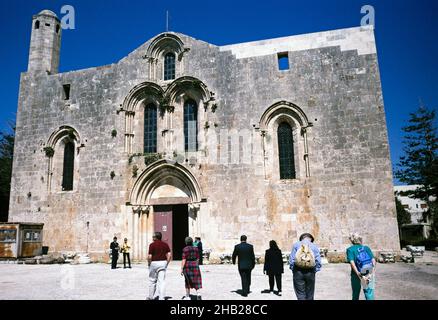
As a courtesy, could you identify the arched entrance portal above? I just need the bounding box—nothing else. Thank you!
[129,160,202,260]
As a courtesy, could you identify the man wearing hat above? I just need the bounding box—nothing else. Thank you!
[288,233,322,300]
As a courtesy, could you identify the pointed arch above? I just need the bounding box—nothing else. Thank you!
[121,81,164,113]
[259,100,311,130]
[45,125,82,192]
[129,160,203,206]
[259,101,312,178]
[164,76,213,106]
[145,33,187,81]
[121,82,164,153]
[146,33,185,60]
[46,125,81,148]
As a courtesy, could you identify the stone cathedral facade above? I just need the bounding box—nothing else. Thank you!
[8,9,400,261]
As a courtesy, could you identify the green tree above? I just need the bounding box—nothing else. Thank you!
[395,105,438,236]
[0,125,15,222]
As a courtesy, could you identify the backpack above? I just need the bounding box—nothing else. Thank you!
[355,246,374,274]
[294,243,316,269]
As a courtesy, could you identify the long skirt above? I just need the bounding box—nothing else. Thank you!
[183,261,202,289]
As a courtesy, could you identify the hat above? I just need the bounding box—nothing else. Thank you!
[299,233,314,242]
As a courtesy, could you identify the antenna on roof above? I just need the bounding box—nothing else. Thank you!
[166,10,169,32]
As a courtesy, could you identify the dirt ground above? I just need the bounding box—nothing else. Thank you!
[0,260,437,300]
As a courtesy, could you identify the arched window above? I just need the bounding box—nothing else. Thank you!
[144,103,157,153]
[62,141,75,191]
[35,20,40,29]
[184,99,198,152]
[277,122,295,179]
[164,52,176,80]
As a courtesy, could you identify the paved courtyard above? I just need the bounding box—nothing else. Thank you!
[1,261,438,300]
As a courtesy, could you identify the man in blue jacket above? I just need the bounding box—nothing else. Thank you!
[289,233,322,300]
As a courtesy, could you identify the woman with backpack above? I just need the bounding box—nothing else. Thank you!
[263,240,284,295]
[346,232,376,300]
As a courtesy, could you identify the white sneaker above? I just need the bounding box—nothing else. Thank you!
[278,291,282,296]
[182,295,190,300]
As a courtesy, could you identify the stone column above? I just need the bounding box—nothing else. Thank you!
[132,210,138,260]
[302,127,310,177]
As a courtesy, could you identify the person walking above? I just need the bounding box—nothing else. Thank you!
[109,237,120,269]
[181,237,203,300]
[147,232,172,300]
[263,240,284,295]
[232,235,256,297]
[289,233,322,300]
[194,237,204,265]
[346,232,376,300]
[121,238,131,269]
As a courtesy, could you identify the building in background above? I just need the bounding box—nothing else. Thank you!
[394,185,431,242]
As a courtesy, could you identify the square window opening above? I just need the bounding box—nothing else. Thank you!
[277,53,289,71]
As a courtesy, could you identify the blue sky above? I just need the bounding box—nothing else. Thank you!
[0,0,437,184]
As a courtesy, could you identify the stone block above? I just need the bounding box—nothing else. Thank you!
[406,246,425,257]
[320,248,328,257]
[326,251,346,263]
[39,257,56,264]
[378,251,396,263]
[23,258,37,265]
[219,253,233,264]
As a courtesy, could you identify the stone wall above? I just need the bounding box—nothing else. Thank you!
[9,22,400,261]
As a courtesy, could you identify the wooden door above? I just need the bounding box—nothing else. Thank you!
[153,205,173,254]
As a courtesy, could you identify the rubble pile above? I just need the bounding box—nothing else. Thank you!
[378,251,396,263]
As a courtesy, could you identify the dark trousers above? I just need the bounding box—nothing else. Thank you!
[123,253,131,268]
[111,253,118,269]
[199,254,203,265]
[239,269,252,295]
[293,268,315,300]
[268,274,282,292]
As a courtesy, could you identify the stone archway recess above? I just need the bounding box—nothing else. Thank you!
[259,101,313,178]
[127,159,203,260]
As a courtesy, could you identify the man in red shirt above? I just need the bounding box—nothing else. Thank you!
[147,232,172,300]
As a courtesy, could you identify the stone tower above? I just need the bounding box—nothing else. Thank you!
[27,10,61,74]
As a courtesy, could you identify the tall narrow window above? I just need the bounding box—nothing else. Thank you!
[144,103,157,153]
[278,122,295,179]
[164,52,176,80]
[184,99,198,152]
[35,20,40,29]
[62,141,75,191]
[63,84,70,100]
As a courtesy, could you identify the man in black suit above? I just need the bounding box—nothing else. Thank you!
[110,237,120,269]
[232,235,256,297]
